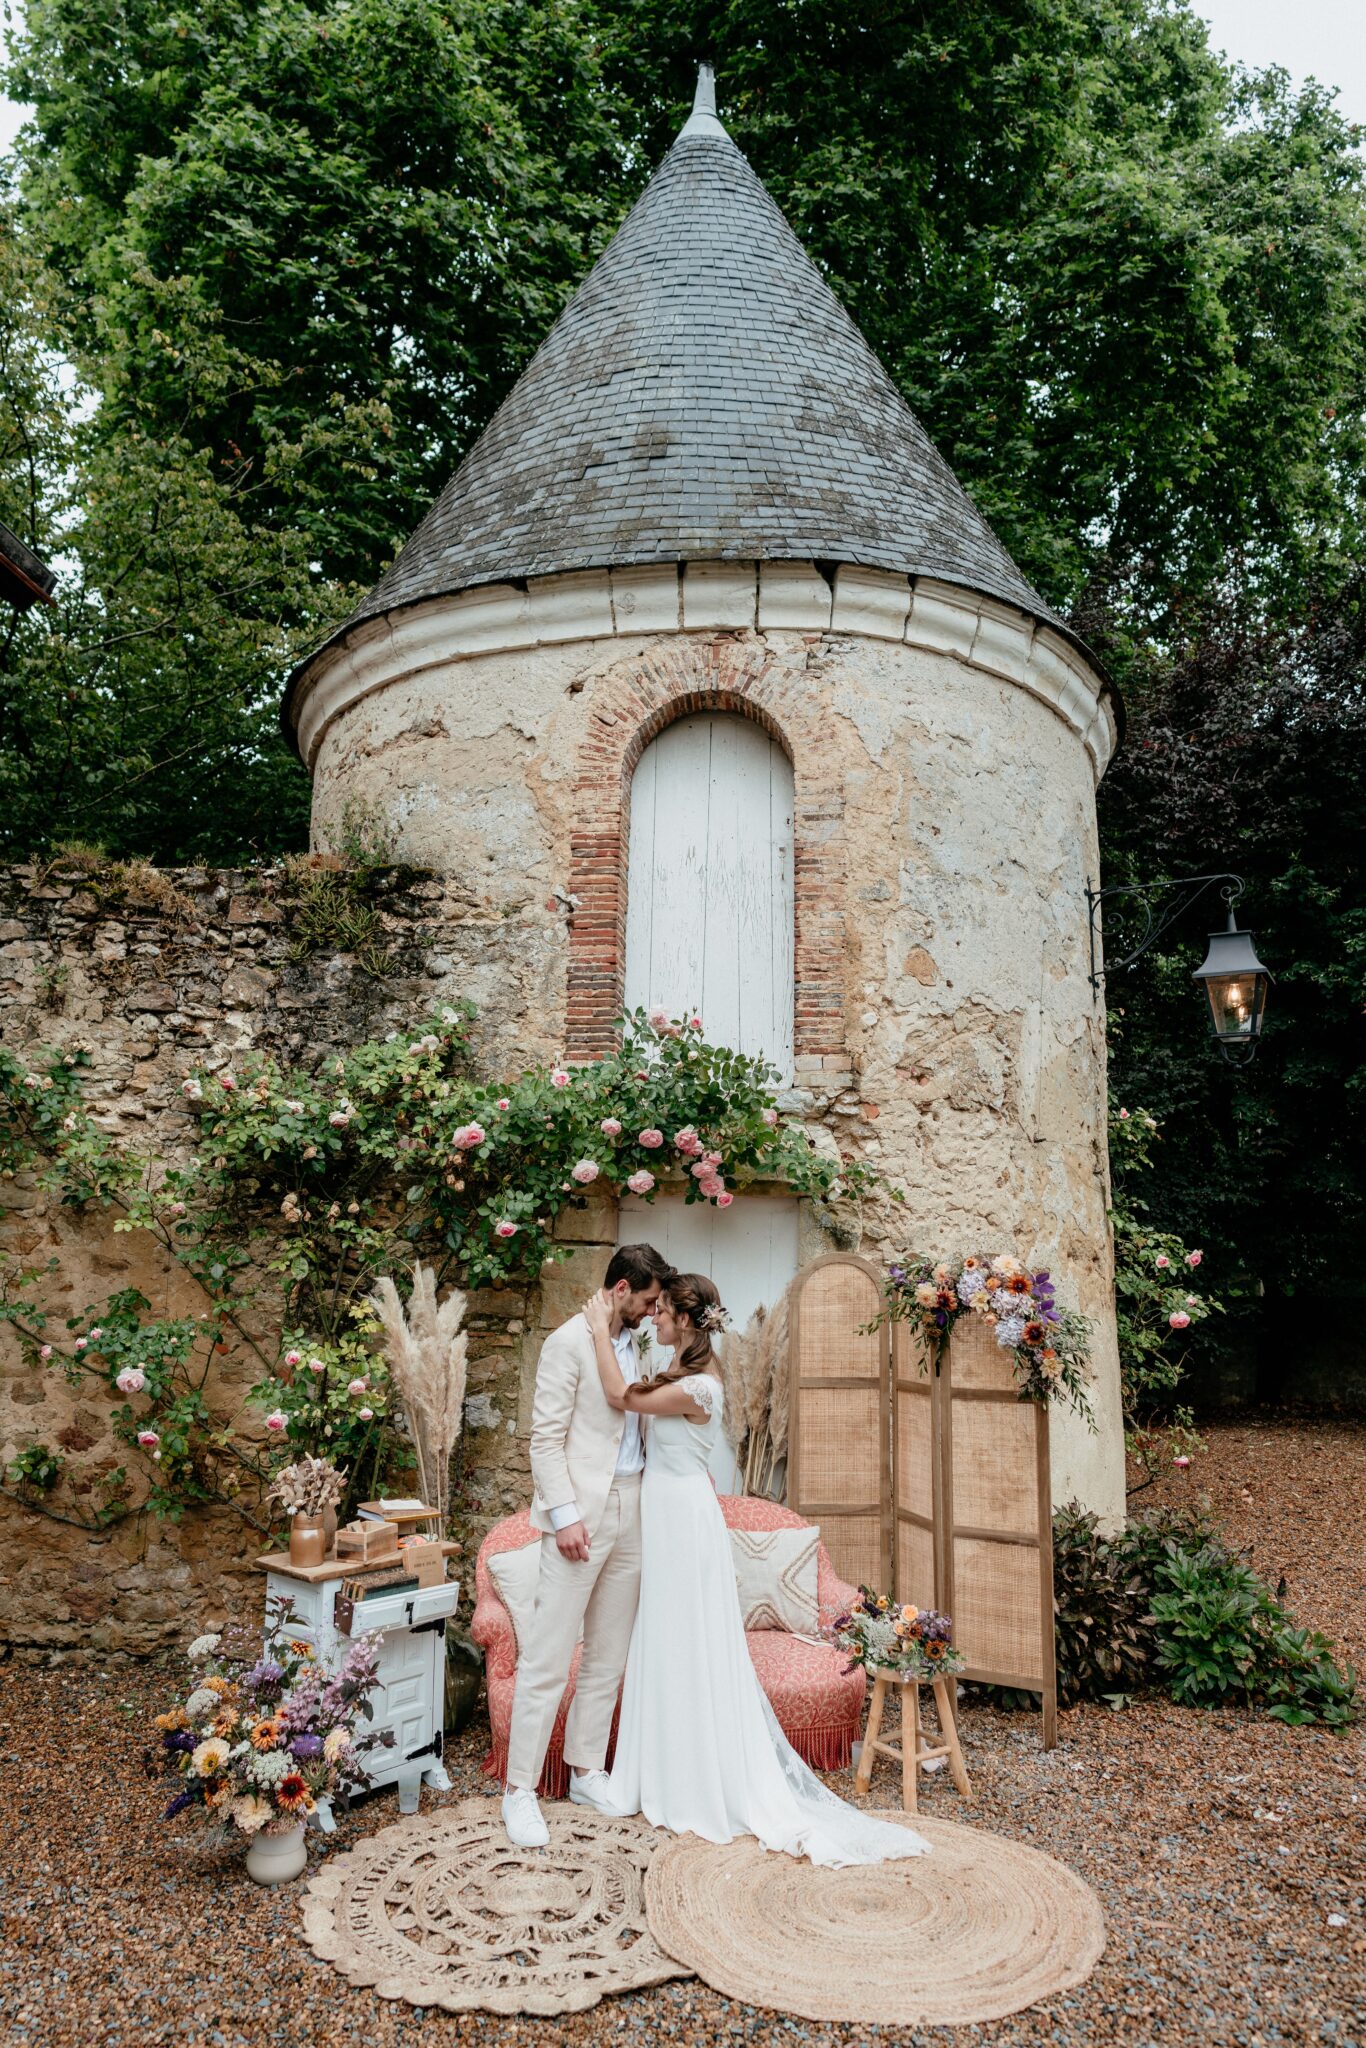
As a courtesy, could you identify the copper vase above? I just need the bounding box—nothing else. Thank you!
[289,1513,327,1569]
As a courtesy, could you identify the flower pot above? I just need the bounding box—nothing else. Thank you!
[245,1821,307,1887]
[289,1514,327,1569]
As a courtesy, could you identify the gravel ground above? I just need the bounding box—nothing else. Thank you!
[2,1417,1362,2048]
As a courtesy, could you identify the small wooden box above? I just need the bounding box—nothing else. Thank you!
[397,1537,447,1589]
[335,1517,399,1563]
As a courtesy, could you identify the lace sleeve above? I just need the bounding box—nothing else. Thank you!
[688,1374,722,1419]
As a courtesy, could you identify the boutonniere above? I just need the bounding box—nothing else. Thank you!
[635,1326,653,1363]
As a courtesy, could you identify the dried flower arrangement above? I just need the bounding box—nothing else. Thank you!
[368,1261,467,1533]
[717,1285,792,1498]
[267,1454,346,1520]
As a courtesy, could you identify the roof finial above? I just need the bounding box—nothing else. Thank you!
[680,58,725,139]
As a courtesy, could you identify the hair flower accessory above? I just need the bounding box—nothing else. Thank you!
[698,1302,731,1334]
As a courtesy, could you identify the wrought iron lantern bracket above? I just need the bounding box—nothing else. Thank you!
[1084,872,1245,991]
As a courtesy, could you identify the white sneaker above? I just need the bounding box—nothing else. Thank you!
[568,1769,613,1813]
[502,1786,549,1848]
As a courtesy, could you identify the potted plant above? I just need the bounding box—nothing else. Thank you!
[268,1455,347,1566]
[150,1600,389,1884]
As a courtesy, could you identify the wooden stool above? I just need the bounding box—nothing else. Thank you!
[853,1667,973,1813]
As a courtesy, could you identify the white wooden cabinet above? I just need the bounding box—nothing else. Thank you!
[261,1565,459,1813]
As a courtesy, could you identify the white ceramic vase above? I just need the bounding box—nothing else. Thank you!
[245,1822,307,1887]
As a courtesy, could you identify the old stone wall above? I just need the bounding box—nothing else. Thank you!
[0,864,564,1656]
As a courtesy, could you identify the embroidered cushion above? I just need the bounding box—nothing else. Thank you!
[729,1525,821,1634]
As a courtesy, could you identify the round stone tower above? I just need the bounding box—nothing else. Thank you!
[285,67,1125,1523]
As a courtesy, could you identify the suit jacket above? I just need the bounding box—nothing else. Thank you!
[528,1312,636,1536]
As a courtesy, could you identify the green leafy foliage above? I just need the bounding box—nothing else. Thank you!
[6,1440,63,1491]
[1107,1105,1220,1480]
[1050,1502,1357,1727]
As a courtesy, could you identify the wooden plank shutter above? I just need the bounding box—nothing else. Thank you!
[938,1315,1058,1749]
[624,713,795,1080]
[787,1254,891,1592]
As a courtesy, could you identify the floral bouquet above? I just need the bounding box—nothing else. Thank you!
[828,1588,965,1680]
[267,1455,346,1519]
[880,1252,1094,1417]
[148,1598,389,1840]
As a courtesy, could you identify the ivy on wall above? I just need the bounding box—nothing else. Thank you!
[0,1007,877,1533]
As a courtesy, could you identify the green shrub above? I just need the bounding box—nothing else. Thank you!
[1046,1502,1357,1728]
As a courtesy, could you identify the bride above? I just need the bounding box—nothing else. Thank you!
[580,1273,930,1868]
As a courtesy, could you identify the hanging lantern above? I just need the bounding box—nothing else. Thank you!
[1192,912,1272,1061]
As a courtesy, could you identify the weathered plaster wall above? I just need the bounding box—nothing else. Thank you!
[305,568,1126,1528]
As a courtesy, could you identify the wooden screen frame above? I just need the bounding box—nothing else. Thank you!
[934,1329,1058,1751]
[787,1253,893,1594]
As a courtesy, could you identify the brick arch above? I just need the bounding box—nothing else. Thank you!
[565,636,846,1066]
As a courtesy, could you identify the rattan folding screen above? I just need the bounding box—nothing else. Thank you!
[788,1254,1057,1750]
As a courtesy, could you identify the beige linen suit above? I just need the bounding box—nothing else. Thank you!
[505,1312,643,1789]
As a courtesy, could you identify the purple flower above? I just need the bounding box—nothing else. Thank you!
[889,1265,906,1284]
[291,1734,324,1760]
[163,1729,196,1753]
[163,1789,196,1818]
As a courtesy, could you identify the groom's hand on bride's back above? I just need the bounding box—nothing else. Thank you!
[556,1520,591,1562]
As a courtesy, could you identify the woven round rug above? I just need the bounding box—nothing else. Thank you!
[645,1813,1105,2026]
[300,1798,690,2015]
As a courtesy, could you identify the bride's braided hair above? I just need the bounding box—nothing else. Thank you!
[653,1271,727,1379]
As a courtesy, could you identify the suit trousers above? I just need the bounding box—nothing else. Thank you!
[504,1473,642,1789]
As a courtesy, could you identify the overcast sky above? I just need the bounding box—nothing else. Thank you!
[1,3,1363,161]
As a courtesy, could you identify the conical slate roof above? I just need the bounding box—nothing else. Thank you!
[324,68,1063,648]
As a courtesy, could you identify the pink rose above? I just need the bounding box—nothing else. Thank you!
[88,1327,103,1340]
[699,1175,724,1199]
[600,1117,622,1137]
[550,1070,570,1089]
[626,1170,655,1195]
[705,1151,722,1167]
[497,1098,510,1111]
[347,1378,368,1397]
[1173,1454,1191,1469]
[571,1160,599,1184]
[1118,1107,1129,1119]
[648,1006,671,1032]
[1168,1311,1191,1330]
[181,1077,202,1100]
[1186,1294,1198,1306]
[358,1407,374,1422]
[762,1108,779,1128]
[74,1338,87,1352]
[1155,1254,1170,1269]
[220,1075,236,1091]
[329,1109,350,1129]
[690,1015,702,1030]
[495,1219,519,1239]
[453,1122,486,1150]
[39,1345,52,1361]
[265,1410,288,1432]
[690,1160,711,1179]
[638,1129,664,1149]
[716,1191,734,1208]
[136,1430,160,1449]
[1187,1250,1203,1267]
[284,1349,302,1368]
[307,1358,326,1375]
[116,1367,146,1395]
[674,1126,701,1155]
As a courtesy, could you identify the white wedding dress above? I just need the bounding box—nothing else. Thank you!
[603,1373,930,1867]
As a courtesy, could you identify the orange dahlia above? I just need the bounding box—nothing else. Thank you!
[250,1718,282,1752]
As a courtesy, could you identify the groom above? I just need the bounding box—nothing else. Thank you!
[501,1241,673,1848]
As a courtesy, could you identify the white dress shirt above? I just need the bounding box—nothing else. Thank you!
[549,1325,643,1530]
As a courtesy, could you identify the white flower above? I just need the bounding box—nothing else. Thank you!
[570,1159,599,1184]
[185,1687,218,1720]
[188,1632,221,1660]
[116,1367,147,1395]
[250,1748,290,1785]
[329,1110,350,1129]
[995,1316,1027,1349]
[282,1099,304,1115]
[232,1795,273,1835]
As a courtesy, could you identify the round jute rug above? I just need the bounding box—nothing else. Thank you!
[645,1813,1105,2026]
[300,1799,690,2015]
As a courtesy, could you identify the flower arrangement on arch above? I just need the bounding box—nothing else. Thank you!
[148,1599,389,1840]
[828,1590,965,1680]
[879,1253,1095,1419]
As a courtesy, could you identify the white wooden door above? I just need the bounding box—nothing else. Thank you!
[625,714,794,1081]
[618,1192,800,1491]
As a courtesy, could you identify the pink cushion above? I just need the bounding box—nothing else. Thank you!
[472,1495,866,1792]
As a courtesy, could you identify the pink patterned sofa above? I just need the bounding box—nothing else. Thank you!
[471,1496,866,1797]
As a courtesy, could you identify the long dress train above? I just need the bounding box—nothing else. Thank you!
[603,1374,930,1868]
